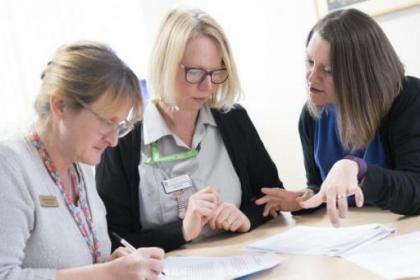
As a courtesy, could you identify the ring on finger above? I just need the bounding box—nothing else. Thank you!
[336,194,346,201]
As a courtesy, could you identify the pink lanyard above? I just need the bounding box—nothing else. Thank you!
[29,131,101,263]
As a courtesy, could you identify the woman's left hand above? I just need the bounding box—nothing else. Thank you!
[300,159,364,226]
[208,202,251,232]
[107,246,132,261]
[255,188,314,217]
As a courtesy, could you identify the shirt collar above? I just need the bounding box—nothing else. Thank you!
[143,103,172,145]
[143,103,217,145]
[196,105,217,128]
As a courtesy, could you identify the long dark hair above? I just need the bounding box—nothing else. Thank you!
[307,9,404,150]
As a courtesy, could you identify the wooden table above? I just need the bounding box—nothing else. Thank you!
[167,207,420,279]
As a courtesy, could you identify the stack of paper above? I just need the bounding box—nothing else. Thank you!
[245,224,394,257]
[160,253,283,280]
[344,230,420,279]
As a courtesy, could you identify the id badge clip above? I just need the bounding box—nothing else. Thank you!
[161,174,193,194]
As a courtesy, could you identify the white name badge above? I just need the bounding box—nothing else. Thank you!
[161,174,193,194]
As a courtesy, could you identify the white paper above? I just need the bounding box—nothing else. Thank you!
[245,224,394,256]
[344,230,420,279]
[159,253,283,280]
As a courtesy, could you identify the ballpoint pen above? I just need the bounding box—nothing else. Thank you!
[111,232,166,276]
[111,232,136,252]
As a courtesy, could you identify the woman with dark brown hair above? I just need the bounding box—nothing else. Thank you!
[256,8,420,226]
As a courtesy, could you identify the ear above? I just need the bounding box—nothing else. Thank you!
[49,95,66,119]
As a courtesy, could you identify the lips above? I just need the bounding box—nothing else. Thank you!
[93,146,106,153]
[192,97,207,102]
[309,85,324,94]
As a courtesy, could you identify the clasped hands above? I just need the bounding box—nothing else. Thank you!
[182,186,251,242]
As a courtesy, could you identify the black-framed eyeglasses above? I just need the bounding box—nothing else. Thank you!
[72,95,134,138]
[180,64,229,84]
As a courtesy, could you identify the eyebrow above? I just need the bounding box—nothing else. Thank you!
[181,64,225,70]
[304,53,331,65]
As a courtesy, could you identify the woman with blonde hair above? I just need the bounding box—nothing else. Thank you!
[256,9,420,226]
[0,41,164,280]
[96,8,300,252]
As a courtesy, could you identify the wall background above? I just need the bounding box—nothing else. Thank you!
[1,0,419,189]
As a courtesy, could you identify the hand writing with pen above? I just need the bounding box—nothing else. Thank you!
[109,232,165,280]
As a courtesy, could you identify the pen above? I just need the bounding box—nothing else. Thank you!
[111,232,166,276]
[111,232,136,252]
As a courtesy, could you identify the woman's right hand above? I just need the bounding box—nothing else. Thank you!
[299,159,364,226]
[107,246,132,261]
[182,186,219,241]
[108,247,164,280]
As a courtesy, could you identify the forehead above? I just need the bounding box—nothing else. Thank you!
[90,91,133,119]
[182,35,222,68]
[306,32,331,63]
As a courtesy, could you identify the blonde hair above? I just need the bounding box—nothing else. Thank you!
[35,41,142,127]
[149,8,241,111]
[307,9,404,150]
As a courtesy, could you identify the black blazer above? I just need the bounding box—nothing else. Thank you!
[299,76,420,214]
[96,104,283,251]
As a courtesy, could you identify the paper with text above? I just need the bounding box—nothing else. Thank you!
[159,253,283,280]
[245,224,394,256]
[344,230,420,279]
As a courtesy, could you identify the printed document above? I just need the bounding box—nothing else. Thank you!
[344,230,420,279]
[245,224,394,256]
[159,253,282,280]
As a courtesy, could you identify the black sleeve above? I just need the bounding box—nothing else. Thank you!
[292,104,324,215]
[229,106,283,229]
[246,110,283,228]
[362,77,420,215]
[96,125,186,252]
[298,104,322,192]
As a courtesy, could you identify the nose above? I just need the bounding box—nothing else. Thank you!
[307,66,321,84]
[103,129,119,147]
[198,75,214,92]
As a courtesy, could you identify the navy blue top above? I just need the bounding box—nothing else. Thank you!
[314,104,388,181]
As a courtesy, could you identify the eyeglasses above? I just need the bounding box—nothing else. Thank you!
[72,95,134,138]
[180,64,229,84]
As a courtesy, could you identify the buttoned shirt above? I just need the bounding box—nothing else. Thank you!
[138,103,241,238]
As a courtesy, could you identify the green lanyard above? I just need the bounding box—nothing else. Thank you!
[146,142,200,166]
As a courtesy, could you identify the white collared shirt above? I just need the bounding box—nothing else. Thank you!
[138,103,241,238]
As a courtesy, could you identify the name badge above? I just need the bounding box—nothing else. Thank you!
[39,195,59,207]
[161,174,193,194]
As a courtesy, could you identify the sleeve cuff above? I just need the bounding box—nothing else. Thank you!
[343,155,367,182]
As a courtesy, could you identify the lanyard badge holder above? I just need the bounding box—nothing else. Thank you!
[161,174,193,219]
[147,142,200,219]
